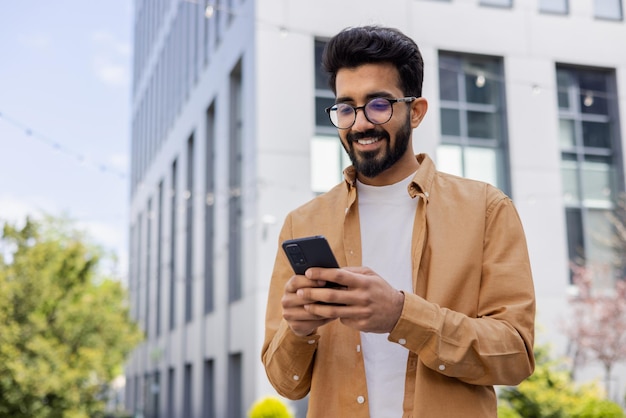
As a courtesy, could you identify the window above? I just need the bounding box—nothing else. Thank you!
[136,213,143,326]
[146,198,152,338]
[134,375,141,416]
[183,364,193,418]
[594,0,623,20]
[129,223,138,321]
[203,359,216,418]
[437,52,510,192]
[228,60,243,302]
[156,181,164,336]
[557,65,623,287]
[167,367,175,418]
[185,134,194,323]
[169,159,178,330]
[145,371,160,418]
[312,39,351,193]
[228,353,243,418]
[539,0,568,14]
[480,0,513,7]
[205,103,216,314]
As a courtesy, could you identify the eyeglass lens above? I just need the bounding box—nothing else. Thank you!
[331,98,393,129]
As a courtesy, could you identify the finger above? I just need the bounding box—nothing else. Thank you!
[305,267,354,287]
[285,274,328,294]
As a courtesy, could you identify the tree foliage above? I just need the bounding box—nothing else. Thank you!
[248,396,294,418]
[498,344,625,418]
[563,264,626,395]
[0,216,143,418]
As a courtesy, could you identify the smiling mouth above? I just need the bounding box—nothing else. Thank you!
[356,137,381,145]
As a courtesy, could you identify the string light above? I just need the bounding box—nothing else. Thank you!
[0,111,127,181]
[204,5,214,18]
[437,61,622,102]
[475,73,486,88]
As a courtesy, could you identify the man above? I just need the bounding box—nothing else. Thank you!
[262,25,535,417]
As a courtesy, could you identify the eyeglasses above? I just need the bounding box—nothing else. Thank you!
[325,97,416,129]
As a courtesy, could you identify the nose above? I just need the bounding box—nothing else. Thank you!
[352,106,375,131]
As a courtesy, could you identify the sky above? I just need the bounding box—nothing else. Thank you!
[0,1,133,279]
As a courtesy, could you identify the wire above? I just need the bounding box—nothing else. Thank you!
[0,111,127,181]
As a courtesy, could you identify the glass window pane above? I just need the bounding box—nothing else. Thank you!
[439,55,461,101]
[465,62,500,105]
[539,0,568,13]
[315,97,335,128]
[468,111,498,139]
[439,65,459,101]
[586,209,616,288]
[582,158,614,203]
[480,0,513,6]
[594,0,623,19]
[311,136,341,192]
[556,69,571,109]
[436,144,463,177]
[565,207,585,263]
[561,158,580,204]
[559,119,575,148]
[441,108,461,136]
[315,40,329,90]
[582,121,611,148]
[465,147,498,187]
[579,71,609,114]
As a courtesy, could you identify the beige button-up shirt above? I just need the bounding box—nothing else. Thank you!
[262,154,535,417]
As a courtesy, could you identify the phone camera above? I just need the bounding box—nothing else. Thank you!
[285,244,306,266]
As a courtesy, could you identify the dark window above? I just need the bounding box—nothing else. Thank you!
[437,52,509,193]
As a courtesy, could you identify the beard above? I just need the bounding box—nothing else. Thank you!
[343,115,412,178]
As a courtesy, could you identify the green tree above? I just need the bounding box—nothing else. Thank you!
[498,344,625,418]
[0,216,143,418]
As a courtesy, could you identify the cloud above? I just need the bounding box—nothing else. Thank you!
[91,31,130,87]
[108,152,129,172]
[18,33,52,50]
[93,60,128,86]
[0,194,128,278]
[0,194,49,225]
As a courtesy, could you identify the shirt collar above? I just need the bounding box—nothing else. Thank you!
[342,153,435,202]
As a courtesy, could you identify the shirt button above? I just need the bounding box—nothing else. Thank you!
[293,375,300,381]
[307,339,316,345]
[356,344,361,352]
[438,364,446,371]
[398,338,407,345]
[357,396,365,404]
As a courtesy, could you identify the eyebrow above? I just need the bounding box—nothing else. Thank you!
[335,91,395,104]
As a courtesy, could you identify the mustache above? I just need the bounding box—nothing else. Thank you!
[347,129,389,143]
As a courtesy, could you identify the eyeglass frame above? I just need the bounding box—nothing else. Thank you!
[324,96,417,129]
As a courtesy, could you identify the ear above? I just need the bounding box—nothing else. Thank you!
[410,97,428,129]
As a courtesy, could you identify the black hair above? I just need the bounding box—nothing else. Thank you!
[322,25,424,98]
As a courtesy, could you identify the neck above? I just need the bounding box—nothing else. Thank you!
[357,151,419,186]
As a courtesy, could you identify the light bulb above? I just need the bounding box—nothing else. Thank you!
[205,5,215,18]
[475,74,486,88]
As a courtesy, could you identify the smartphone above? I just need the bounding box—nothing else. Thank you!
[282,235,343,289]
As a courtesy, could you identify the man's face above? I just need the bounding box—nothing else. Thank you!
[334,63,414,180]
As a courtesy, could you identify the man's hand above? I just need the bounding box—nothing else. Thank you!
[298,266,405,334]
[282,274,338,337]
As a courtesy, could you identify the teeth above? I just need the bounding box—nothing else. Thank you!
[358,138,379,145]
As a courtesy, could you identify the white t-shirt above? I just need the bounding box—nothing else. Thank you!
[357,172,418,418]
